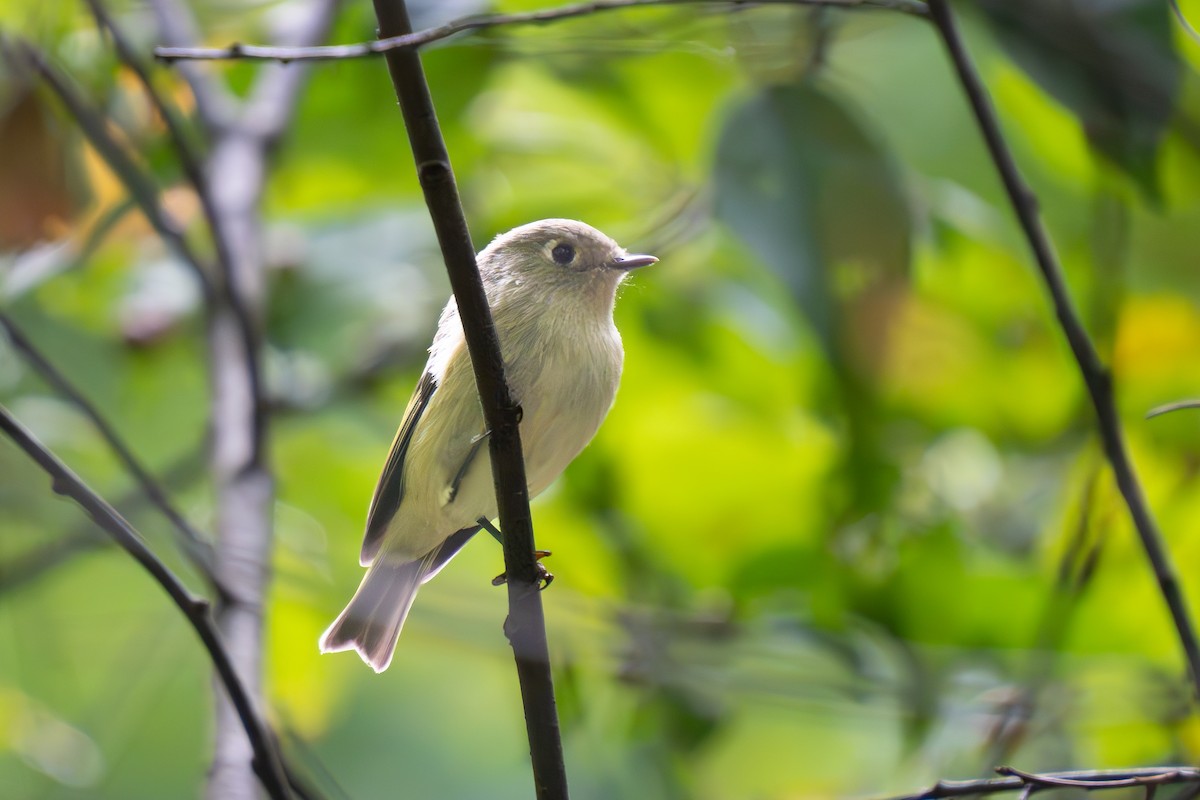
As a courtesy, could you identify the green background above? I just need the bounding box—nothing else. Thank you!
[2,0,1200,797]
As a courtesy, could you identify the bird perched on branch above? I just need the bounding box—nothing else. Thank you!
[320,219,656,672]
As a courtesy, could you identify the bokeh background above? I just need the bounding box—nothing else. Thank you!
[3,0,1200,797]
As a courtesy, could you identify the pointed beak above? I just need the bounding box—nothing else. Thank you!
[610,253,657,271]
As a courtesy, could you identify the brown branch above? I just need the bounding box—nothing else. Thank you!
[0,312,225,594]
[155,0,928,63]
[883,766,1200,800]
[0,405,294,800]
[368,0,568,796]
[925,0,1200,702]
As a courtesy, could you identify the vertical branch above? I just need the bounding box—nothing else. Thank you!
[367,1,570,797]
[194,1,340,797]
[925,0,1200,702]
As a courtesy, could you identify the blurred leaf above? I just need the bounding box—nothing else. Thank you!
[977,0,1183,203]
[714,81,911,351]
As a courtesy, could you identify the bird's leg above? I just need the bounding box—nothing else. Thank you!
[477,516,554,589]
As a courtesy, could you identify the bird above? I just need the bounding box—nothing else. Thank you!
[319,219,656,672]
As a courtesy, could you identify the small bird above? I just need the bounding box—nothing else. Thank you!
[320,219,656,672]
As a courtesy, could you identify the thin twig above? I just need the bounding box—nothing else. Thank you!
[155,0,927,63]
[83,0,206,196]
[0,406,294,800]
[1147,399,1200,419]
[2,38,215,300]
[0,442,207,596]
[0,312,226,594]
[925,0,1200,704]
[882,766,1200,800]
[368,0,568,796]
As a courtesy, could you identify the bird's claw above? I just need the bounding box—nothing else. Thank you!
[492,550,554,589]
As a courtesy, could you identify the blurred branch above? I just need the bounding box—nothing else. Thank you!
[83,0,206,197]
[0,406,294,800]
[1172,0,1200,47]
[886,765,1200,800]
[0,312,225,594]
[0,442,207,597]
[189,2,340,797]
[155,0,928,63]
[0,530,108,596]
[369,0,567,797]
[926,0,1200,703]
[1148,399,1200,419]
[1,38,216,300]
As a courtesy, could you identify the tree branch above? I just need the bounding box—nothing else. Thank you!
[0,405,294,800]
[190,2,340,797]
[155,0,928,63]
[0,312,225,593]
[1147,399,1200,419]
[368,0,568,796]
[925,0,1200,702]
[883,765,1200,800]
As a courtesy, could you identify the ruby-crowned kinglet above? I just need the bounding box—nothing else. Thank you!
[320,219,656,672]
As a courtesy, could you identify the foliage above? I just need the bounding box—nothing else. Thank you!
[2,1,1200,798]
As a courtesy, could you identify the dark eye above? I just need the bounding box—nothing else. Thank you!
[551,243,575,265]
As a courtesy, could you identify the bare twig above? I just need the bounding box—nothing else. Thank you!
[883,766,1200,800]
[368,0,568,796]
[3,39,215,299]
[83,0,206,195]
[925,0,1200,701]
[1147,399,1200,419]
[0,406,294,800]
[0,443,207,597]
[0,313,223,591]
[155,0,928,63]
[921,0,1200,710]
[84,0,270,465]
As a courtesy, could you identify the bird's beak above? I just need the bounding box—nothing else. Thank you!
[610,254,658,271]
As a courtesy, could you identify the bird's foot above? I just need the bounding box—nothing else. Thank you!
[492,550,554,590]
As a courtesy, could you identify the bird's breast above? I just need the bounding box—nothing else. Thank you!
[509,321,624,497]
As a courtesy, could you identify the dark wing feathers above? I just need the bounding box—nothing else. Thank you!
[360,370,437,564]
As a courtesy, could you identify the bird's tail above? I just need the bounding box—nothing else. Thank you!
[319,552,435,673]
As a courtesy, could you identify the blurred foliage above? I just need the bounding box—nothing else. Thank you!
[2,0,1200,798]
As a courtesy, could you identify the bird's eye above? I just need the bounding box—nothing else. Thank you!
[550,243,575,265]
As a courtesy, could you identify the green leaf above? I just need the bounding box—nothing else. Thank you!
[713,82,911,350]
[977,0,1183,204]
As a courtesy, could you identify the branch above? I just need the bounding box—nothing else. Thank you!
[1,38,215,300]
[1147,399,1200,419]
[0,312,226,594]
[0,406,294,800]
[925,0,1200,702]
[0,442,207,597]
[884,765,1200,800]
[368,0,567,796]
[156,0,928,63]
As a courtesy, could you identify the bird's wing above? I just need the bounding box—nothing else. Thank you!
[360,369,438,565]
